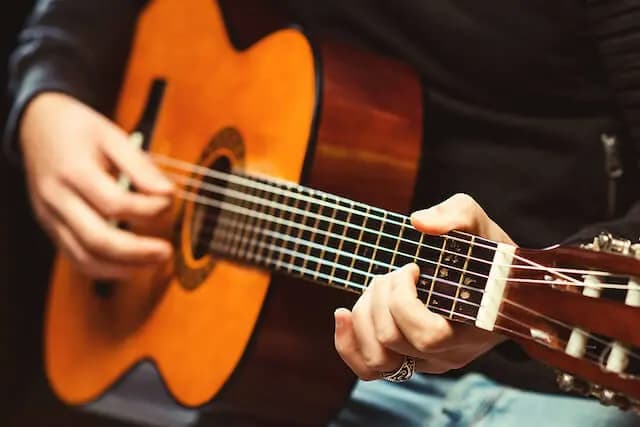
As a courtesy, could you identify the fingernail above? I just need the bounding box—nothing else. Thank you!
[411,207,436,221]
[334,309,343,329]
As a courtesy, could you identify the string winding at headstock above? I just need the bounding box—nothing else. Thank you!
[498,233,640,413]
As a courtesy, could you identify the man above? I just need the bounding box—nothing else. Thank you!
[6,0,640,426]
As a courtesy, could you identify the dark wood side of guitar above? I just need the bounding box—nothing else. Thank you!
[206,18,423,427]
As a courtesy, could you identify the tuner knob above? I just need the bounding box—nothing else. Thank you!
[556,372,575,392]
[600,389,631,411]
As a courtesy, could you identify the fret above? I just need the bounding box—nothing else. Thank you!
[425,236,447,308]
[365,211,387,278]
[244,186,267,262]
[229,184,254,258]
[314,195,339,280]
[275,189,301,270]
[413,232,424,263]
[449,236,475,319]
[329,200,354,285]
[389,217,407,268]
[256,184,282,267]
[302,193,326,274]
[234,184,254,259]
[291,190,314,272]
[395,225,422,268]
[345,205,371,287]
[210,181,239,255]
[374,219,402,274]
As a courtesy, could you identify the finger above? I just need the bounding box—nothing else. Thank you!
[66,166,172,220]
[410,193,513,243]
[351,279,403,372]
[334,308,379,381]
[100,126,174,195]
[43,185,172,264]
[50,213,138,279]
[371,265,425,358]
[388,269,458,354]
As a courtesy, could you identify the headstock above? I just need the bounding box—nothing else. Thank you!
[496,234,640,412]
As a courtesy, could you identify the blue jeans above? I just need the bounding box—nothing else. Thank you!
[331,373,640,427]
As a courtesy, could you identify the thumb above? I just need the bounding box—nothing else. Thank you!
[410,193,514,244]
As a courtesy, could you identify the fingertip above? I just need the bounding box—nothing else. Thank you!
[402,263,420,279]
[410,206,449,234]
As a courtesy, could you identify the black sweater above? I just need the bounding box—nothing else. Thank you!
[4,0,639,394]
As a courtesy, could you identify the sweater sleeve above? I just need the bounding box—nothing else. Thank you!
[585,0,640,165]
[3,0,148,167]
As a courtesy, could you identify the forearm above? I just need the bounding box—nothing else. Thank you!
[3,0,148,165]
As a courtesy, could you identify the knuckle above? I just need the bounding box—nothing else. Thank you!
[362,353,389,372]
[100,194,127,217]
[452,192,476,209]
[414,331,435,353]
[376,328,402,348]
[84,231,113,255]
[36,177,59,205]
[61,164,91,184]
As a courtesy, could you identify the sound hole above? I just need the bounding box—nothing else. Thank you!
[191,155,232,259]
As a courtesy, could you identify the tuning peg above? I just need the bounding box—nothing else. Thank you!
[556,372,590,395]
[599,389,632,411]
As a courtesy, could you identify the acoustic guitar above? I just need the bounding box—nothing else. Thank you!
[44,0,640,425]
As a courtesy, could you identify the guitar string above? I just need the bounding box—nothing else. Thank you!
[153,153,631,280]
[167,171,636,291]
[206,215,639,366]
[174,188,640,364]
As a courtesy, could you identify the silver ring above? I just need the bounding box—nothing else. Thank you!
[381,356,415,383]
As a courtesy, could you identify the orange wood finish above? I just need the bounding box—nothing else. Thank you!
[46,0,315,407]
[44,0,424,425]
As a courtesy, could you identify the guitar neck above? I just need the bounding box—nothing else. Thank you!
[196,171,514,329]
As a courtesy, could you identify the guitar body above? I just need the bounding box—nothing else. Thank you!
[44,0,422,425]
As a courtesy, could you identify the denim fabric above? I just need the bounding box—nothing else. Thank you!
[331,373,640,427]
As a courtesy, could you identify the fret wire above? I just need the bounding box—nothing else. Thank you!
[244,186,266,262]
[265,190,288,264]
[242,185,265,259]
[329,202,353,285]
[275,192,300,270]
[345,206,370,285]
[291,195,310,273]
[230,182,254,257]
[171,173,499,268]
[450,236,475,317]
[427,236,447,308]
[389,217,407,270]
[257,183,278,264]
[315,194,338,281]
[413,231,425,263]
[301,194,323,272]
[366,210,387,278]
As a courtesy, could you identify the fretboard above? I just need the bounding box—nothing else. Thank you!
[194,171,498,325]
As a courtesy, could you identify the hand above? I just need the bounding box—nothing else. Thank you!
[20,92,174,279]
[334,193,515,380]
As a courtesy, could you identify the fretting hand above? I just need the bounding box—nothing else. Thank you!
[334,193,515,380]
[20,93,174,279]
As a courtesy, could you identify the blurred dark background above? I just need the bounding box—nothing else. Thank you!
[0,2,130,426]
